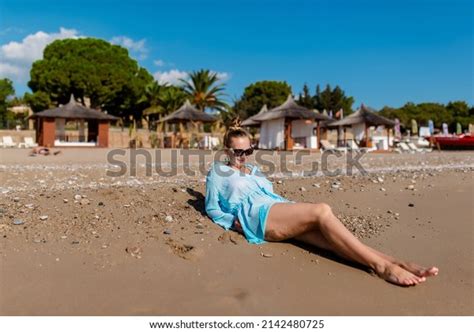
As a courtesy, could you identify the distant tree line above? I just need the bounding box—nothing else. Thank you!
[0,78,16,128]
[0,37,472,131]
[379,102,474,132]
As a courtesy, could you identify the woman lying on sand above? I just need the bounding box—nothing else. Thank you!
[29,146,61,156]
[205,120,439,287]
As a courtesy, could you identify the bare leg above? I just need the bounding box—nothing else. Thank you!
[295,230,438,277]
[265,202,428,286]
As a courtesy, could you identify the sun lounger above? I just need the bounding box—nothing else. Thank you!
[1,136,17,148]
[199,136,220,149]
[397,142,414,153]
[18,137,39,148]
[347,140,374,152]
[407,142,423,152]
[320,139,347,153]
[407,142,432,153]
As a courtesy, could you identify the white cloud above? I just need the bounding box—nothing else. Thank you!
[0,27,230,96]
[0,62,24,78]
[1,27,79,63]
[153,69,188,85]
[0,27,80,80]
[153,59,165,67]
[110,36,148,60]
[215,71,230,81]
[153,69,230,86]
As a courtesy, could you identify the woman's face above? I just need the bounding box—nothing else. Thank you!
[227,136,252,168]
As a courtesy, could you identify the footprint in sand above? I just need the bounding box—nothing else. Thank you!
[215,288,251,310]
[232,288,250,301]
[165,238,203,260]
[218,231,244,245]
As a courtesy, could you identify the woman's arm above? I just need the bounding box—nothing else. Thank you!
[205,171,236,230]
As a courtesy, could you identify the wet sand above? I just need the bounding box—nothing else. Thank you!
[0,149,473,315]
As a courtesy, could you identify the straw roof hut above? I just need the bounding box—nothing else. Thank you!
[241,104,268,127]
[157,100,217,148]
[29,94,118,147]
[158,100,217,124]
[252,95,330,122]
[252,95,331,150]
[326,104,395,148]
[326,104,395,128]
[30,96,118,121]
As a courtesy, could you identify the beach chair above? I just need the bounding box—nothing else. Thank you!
[18,137,39,148]
[210,136,220,149]
[347,140,373,153]
[1,136,17,148]
[397,142,413,153]
[320,139,347,153]
[199,136,221,149]
[407,142,432,153]
[407,142,423,152]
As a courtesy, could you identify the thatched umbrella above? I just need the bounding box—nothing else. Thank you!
[241,104,268,127]
[251,95,331,149]
[158,99,217,123]
[158,100,217,148]
[326,104,395,147]
[252,95,329,122]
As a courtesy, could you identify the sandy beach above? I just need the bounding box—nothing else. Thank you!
[0,149,473,315]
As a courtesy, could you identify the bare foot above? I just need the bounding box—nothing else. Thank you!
[400,262,439,278]
[376,263,426,286]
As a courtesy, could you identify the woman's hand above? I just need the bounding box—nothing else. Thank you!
[232,218,244,234]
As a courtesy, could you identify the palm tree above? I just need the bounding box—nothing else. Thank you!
[159,86,188,115]
[140,82,188,116]
[140,81,167,118]
[180,69,228,112]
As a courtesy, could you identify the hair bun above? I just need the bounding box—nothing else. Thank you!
[229,117,242,130]
[223,116,251,148]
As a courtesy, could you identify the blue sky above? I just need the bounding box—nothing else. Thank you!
[0,0,472,109]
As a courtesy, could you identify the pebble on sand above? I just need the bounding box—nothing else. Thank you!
[13,219,24,225]
[125,246,142,258]
[39,215,48,221]
[80,198,90,205]
[165,215,173,223]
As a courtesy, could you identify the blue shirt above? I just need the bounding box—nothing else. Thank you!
[205,161,292,244]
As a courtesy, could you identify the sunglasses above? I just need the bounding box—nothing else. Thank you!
[229,147,254,157]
